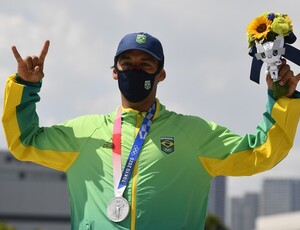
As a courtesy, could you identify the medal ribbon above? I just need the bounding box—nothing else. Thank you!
[112,101,156,197]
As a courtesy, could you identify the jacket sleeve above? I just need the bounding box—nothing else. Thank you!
[2,74,80,172]
[199,90,300,177]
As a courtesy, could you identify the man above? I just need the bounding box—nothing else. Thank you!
[2,32,300,229]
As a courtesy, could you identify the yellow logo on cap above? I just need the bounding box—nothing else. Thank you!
[136,34,147,44]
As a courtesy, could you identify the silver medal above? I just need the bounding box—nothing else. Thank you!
[107,197,130,222]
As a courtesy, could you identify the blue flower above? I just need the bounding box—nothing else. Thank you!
[268,13,275,21]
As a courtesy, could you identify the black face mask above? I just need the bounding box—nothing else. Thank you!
[116,68,160,103]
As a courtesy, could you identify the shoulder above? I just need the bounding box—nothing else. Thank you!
[158,104,215,130]
[62,113,114,131]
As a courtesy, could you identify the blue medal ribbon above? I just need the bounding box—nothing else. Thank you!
[116,100,156,193]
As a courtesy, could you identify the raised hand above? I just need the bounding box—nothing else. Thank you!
[12,40,50,82]
[267,59,300,98]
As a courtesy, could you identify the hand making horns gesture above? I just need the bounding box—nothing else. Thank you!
[12,40,50,83]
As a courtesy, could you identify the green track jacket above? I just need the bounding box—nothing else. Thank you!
[2,74,300,229]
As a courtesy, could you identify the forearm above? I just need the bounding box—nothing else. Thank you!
[2,74,40,153]
[2,74,79,171]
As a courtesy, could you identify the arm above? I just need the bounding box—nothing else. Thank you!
[199,91,300,176]
[2,42,80,172]
[199,61,300,176]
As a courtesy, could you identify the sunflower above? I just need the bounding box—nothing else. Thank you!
[247,15,271,41]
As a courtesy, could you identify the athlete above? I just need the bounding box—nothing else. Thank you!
[2,32,300,230]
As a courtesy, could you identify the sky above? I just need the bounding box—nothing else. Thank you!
[1,0,300,199]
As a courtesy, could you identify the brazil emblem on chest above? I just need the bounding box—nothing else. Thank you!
[160,137,175,154]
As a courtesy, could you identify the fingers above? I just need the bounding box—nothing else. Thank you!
[278,64,293,86]
[11,46,23,63]
[10,40,49,82]
[285,76,298,97]
[280,58,286,66]
[38,40,50,65]
[278,62,300,97]
[295,73,300,81]
[25,56,34,71]
[32,56,39,66]
[25,56,39,71]
[12,40,49,65]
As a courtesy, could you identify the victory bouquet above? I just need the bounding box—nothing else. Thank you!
[247,12,300,99]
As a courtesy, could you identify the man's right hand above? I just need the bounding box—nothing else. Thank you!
[12,40,50,82]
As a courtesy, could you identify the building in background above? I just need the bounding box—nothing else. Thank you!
[208,176,226,224]
[231,193,259,230]
[230,178,300,230]
[260,179,300,216]
[231,196,243,230]
[0,150,70,230]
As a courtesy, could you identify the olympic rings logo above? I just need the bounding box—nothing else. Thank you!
[132,145,139,155]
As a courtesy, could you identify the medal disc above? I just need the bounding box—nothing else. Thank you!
[107,197,130,222]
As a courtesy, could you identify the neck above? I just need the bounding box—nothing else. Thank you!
[121,96,156,112]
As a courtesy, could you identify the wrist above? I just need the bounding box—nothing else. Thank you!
[15,73,42,87]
